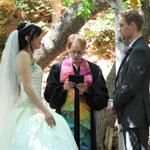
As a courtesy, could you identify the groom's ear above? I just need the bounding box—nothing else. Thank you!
[25,36,30,42]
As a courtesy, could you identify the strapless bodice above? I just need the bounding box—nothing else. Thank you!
[18,63,43,104]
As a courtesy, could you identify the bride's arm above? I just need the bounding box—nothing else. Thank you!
[16,51,55,127]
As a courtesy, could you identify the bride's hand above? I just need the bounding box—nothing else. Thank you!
[44,111,56,127]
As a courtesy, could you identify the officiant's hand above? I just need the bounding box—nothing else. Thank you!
[76,83,88,94]
[64,79,75,90]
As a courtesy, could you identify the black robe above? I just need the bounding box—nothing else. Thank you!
[44,61,109,150]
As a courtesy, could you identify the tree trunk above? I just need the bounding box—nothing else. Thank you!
[35,0,110,69]
[141,0,150,41]
[51,0,62,23]
[96,63,117,150]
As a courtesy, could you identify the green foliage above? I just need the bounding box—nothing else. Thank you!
[14,0,53,22]
[14,0,30,11]
[15,0,52,12]
[62,0,79,7]
[83,8,115,56]
[62,0,95,20]
[84,9,115,41]
[121,0,141,9]
[77,0,95,20]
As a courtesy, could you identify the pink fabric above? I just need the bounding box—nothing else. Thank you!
[60,57,92,86]
[123,47,129,54]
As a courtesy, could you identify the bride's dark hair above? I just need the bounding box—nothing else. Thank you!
[17,22,42,51]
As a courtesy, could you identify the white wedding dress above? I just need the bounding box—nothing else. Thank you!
[0,63,78,150]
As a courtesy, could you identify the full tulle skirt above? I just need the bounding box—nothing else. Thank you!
[0,101,78,150]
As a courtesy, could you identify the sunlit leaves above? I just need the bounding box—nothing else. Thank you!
[14,0,53,22]
[121,0,141,9]
[62,0,95,20]
[62,0,79,7]
[83,9,115,58]
[130,0,138,8]
[0,1,15,35]
[77,0,95,20]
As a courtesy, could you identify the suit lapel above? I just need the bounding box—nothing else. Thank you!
[115,36,144,86]
[115,48,132,85]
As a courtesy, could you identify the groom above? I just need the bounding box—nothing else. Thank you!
[108,9,150,149]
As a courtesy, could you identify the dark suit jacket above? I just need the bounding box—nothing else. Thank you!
[112,36,150,128]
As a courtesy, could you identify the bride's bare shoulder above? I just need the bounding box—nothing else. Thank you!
[16,50,31,66]
[17,50,30,58]
[17,50,30,59]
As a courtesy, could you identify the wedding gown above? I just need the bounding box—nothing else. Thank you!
[0,63,78,150]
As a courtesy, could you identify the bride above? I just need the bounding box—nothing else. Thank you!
[0,23,78,150]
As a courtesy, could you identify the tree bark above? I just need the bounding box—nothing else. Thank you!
[35,0,110,69]
[51,0,62,23]
[141,0,150,41]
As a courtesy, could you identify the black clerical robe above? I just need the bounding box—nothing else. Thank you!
[44,61,109,150]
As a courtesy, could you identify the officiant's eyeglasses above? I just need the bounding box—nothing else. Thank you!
[70,50,83,55]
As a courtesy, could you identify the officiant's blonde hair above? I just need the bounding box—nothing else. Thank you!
[66,34,86,50]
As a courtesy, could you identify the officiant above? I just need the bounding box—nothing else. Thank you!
[44,34,109,150]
